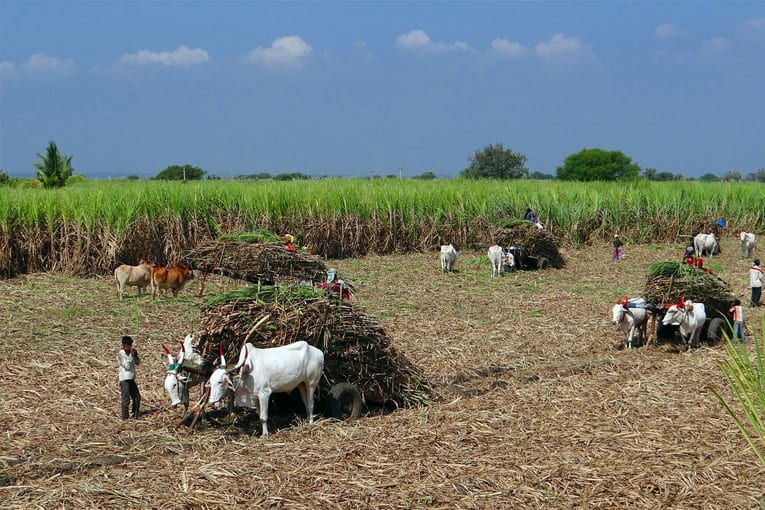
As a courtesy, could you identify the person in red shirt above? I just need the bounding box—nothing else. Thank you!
[729,299,745,344]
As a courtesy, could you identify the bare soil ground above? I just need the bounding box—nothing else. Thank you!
[1,235,763,509]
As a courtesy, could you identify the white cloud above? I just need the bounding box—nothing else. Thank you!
[118,45,210,66]
[22,53,75,74]
[655,23,690,41]
[738,16,765,43]
[534,33,592,63]
[395,29,472,53]
[396,29,432,50]
[491,38,530,59]
[0,60,13,75]
[700,36,731,54]
[247,36,312,67]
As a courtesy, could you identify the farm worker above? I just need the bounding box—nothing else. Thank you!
[728,299,745,344]
[524,208,534,222]
[751,259,763,307]
[682,245,694,262]
[611,234,623,262]
[117,335,141,420]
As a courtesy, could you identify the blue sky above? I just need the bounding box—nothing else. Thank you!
[1,1,764,179]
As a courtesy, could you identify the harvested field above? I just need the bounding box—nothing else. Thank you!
[1,234,763,509]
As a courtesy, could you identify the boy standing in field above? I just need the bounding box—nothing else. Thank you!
[729,299,745,344]
[751,259,763,307]
[117,335,141,419]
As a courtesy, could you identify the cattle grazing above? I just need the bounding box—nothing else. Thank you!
[208,341,324,437]
[611,296,648,349]
[440,244,458,273]
[151,260,194,298]
[488,245,504,278]
[740,231,756,258]
[694,233,718,257]
[661,298,707,350]
[114,259,156,300]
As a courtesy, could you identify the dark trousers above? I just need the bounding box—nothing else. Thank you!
[752,287,762,307]
[120,379,141,419]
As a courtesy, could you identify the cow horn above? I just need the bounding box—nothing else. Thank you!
[219,344,226,369]
[678,295,685,307]
[162,344,175,366]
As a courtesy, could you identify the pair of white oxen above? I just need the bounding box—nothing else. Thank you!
[164,334,323,437]
[439,244,515,278]
[694,231,756,258]
[611,297,707,350]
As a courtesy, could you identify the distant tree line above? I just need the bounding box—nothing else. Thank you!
[4,141,764,187]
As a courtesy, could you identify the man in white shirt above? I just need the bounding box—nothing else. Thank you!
[751,259,763,307]
[117,335,141,419]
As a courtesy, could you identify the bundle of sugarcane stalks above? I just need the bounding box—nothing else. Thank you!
[643,261,735,318]
[492,220,565,268]
[194,284,431,410]
[186,234,327,285]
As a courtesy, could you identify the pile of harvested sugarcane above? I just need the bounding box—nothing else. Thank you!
[185,232,327,285]
[643,261,735,318]
[194,285,431,409]
[492,220,565,268]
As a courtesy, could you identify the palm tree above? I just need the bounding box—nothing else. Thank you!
[34,141,74,188]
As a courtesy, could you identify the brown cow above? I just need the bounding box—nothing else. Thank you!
[114,259,156,300]
[151,261,194,298]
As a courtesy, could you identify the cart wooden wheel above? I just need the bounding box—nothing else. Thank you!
[327,382,363,420]
[536,257,549,270]
[705,317,725,344]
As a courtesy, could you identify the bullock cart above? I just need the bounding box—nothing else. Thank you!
[181,283,430,432]
[643,261,735,346]
[491,221,565,271]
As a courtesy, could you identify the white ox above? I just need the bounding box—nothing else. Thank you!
[163,333,206,410]
[661,299,707,350]
[114,259,156,300]
[694,233,718,257]
[440,244,458,273]
[740,231,756,258]
[488,245,504,278]
[208,341,324,437]
[611,297,648,349]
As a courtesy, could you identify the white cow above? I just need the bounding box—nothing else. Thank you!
[163,333,206,410]
[208,341,324,437]
[694,233,718,257]
[662,299,707,350]
[440,244,458,273]
[114,259,156,299]
[488,245,504,278]
[611,297,648,349]
[740,231,756,258]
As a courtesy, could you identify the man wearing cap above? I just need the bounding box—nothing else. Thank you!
[117,335,141,419]
[751,259,763,307]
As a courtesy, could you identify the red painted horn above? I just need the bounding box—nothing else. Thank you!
[162,344,171,355]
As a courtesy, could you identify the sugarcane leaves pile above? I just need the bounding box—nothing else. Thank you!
[196,284,431,409]
[644,261,735,317]
[492,219,566,268]
[186,234,326,285]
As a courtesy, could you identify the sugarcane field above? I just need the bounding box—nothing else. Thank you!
[2,226,765,509]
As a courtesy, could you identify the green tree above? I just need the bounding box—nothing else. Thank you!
[722,171,742,182]
[460,143,528,179]
[529,171,554,180]
[699,173,720,182]
[556,148,640,181]
[154,164,206,180]
[274,172,310,181]
[33,140,74,188]
[0,169,10,186]
[413,171,437,180]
